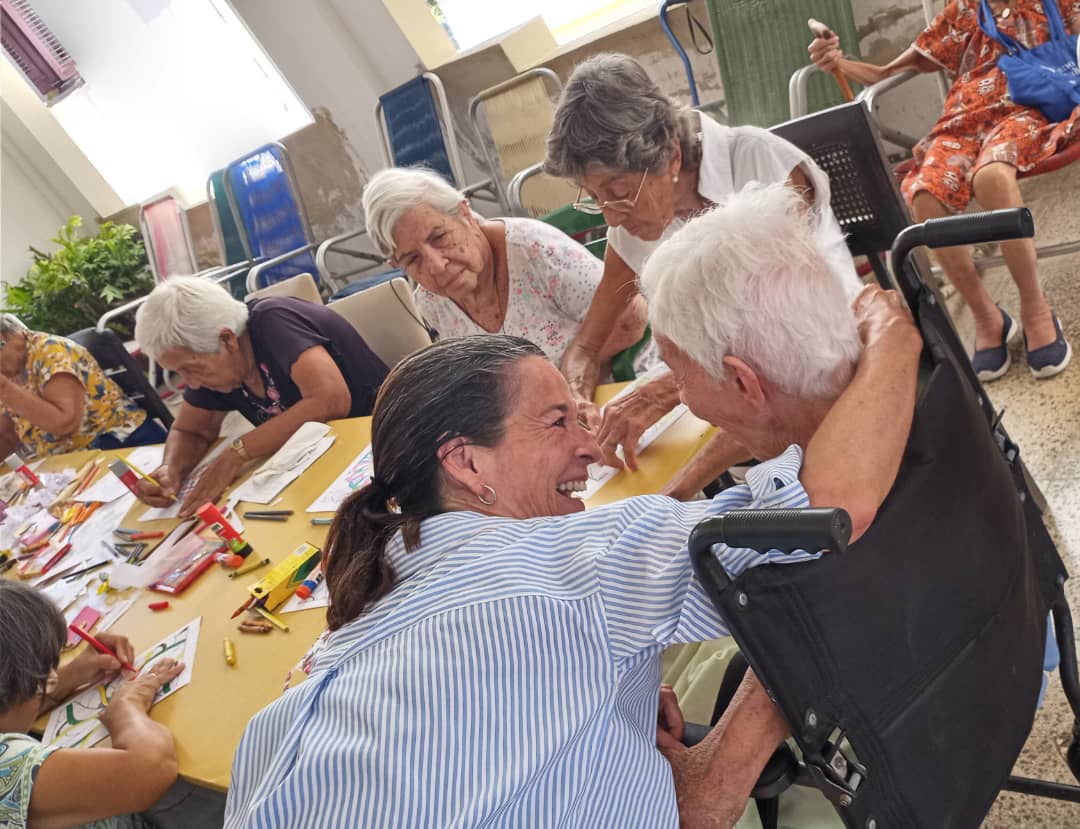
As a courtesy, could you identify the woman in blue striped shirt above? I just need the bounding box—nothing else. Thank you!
[227,296,919,827]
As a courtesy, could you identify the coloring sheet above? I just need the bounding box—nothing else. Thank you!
[306,445,373,513]
[43,617,201,749]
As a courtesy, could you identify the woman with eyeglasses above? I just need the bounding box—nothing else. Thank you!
[545,53,860,499]
[361,166,660,376]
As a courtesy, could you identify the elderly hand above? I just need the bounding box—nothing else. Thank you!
[807,25,842,73]
[659,741,746,828]
[852,284,920,355]
[178,450,244,517]
[101,658,185,724]
[52,632,137,703]
[134,464,178,508]
[596,374,680,470]
[575,398,603,433]
[657,684,686,750]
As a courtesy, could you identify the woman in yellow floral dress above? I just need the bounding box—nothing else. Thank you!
[0,314,166,459]
[809,0,1080,382]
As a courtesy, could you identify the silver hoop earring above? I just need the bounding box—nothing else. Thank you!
[478,484,497,505]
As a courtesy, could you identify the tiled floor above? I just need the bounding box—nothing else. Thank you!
[938,163,1080,827]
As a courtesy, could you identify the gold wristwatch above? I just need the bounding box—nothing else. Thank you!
[230,437,252,462]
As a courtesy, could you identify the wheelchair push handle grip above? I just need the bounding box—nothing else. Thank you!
[688,508,852,563]
[920,208,1034,250]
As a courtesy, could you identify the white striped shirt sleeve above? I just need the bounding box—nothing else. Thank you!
[595,444,819,664]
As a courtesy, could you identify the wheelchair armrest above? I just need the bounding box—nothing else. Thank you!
[856,70,923,150]
[682,721,802,801]
[246,243,318,292]
[508,162,543,217]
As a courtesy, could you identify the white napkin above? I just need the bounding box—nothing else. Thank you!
[231,422,336,505]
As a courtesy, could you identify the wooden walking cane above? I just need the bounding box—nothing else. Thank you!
[808,17,855,102]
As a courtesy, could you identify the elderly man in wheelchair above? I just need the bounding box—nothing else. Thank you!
[644,184,1073,828]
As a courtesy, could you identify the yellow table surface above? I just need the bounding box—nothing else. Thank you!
[17,384,714,791]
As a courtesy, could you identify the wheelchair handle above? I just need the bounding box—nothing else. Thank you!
[689,507,852,561]
[890,208,1033,282]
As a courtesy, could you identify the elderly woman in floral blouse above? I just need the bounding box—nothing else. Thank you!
[0,314,165,459]
[362,166,658,376]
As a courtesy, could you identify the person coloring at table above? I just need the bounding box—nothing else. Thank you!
[132,277,389,516]
[0,579,184,828]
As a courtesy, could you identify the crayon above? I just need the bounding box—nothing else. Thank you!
[252,605,289,632]
[223,638,237,666]
[68,624,136,672]
[228,557,271,579]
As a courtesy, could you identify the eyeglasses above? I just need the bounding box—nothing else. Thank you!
[573,170,648,215]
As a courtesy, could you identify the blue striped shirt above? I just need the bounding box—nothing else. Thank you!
[225,445,816,828]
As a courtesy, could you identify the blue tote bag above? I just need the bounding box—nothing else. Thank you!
[978,0,1080,123]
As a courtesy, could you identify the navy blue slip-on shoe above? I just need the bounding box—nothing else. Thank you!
[1026,314,1072,379]
[972,307,1019,382]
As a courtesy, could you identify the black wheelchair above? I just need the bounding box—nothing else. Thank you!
[682,101,1080,829]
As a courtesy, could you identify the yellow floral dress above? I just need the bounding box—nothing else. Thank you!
[1,332,145,457]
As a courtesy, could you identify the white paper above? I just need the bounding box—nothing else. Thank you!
[279,578,330,613]
[306,445,373,513]
[137,440,235,521]
[581,367,691,499]
[43,617,202,749]
[232,422,336,505]
[73,446,165,503]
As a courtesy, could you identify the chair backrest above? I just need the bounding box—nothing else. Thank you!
[224,143,317,287]
[327,277,432,369]
[376,74,463,186]
[139,192,197,282]
[207,169,251,265]
[469,69,576,216]
[245,272,322,305]
[703,0,860,126]
[771,101,912,262]
[67,328,174,429]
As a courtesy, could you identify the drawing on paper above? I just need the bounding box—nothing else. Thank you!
[307,445,373,513]
[43,617,201,749]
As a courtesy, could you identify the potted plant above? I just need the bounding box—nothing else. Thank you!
[3,216,154,338]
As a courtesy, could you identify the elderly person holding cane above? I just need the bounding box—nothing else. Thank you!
[809,1,1078,381]
[226,239,919,828]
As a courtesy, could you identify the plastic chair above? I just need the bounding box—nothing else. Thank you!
[222,142,321,294]
[327,277,433,369]
[375,73,501,207]
[659,0,861,127]
[67,327,174,429]
[207,169,252,267]
[138,191,198,282]
[245,272,322,305]
[468,68,578,217]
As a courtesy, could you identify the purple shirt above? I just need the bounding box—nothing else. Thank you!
[184,297,387,424]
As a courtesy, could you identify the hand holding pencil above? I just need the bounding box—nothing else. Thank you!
[132,463,179,507]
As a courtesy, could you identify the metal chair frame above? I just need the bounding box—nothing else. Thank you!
[374,72,500,206]
[466,68,562,215]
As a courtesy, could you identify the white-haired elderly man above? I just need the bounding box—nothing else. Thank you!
[642,184,924,822]
[133,278,388,516]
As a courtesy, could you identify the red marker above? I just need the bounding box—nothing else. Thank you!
[148,600,170,611]
[4,454,41,489]
[196,502,253,558]
[108,459,141,496]
[68,624,137,672]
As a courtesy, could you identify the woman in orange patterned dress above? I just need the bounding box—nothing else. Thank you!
[810,0,1080,380]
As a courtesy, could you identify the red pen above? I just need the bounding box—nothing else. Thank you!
[67,624,137,673]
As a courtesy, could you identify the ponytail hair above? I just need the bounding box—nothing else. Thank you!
[324,335,544,630]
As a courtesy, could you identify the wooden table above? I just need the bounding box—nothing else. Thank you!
[19,384,714,791]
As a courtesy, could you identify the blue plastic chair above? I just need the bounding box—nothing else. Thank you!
[375,73,500,205]
[223,143,319,292]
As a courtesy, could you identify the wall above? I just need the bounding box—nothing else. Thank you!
[1,98,100,293]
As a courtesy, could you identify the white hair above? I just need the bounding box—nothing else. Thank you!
[363,167,465,258]
[134,276,249,360]
[0,314,28,336]
[642,184,861,398]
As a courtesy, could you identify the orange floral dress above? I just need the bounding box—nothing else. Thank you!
[901,0,1080,211]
